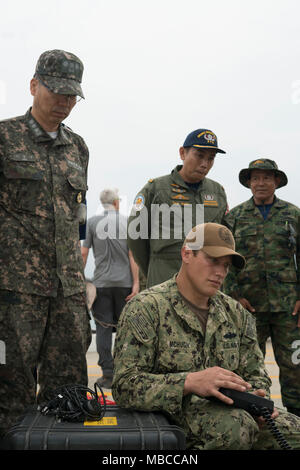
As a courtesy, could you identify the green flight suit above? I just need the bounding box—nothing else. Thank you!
[127,165,228,287]
[224,196,300,412]
[112,276,300,449]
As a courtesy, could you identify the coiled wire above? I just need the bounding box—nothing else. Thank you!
[39,383,107,422]
[260,407,293,450]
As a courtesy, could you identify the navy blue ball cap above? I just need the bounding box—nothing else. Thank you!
[183,129,226,154]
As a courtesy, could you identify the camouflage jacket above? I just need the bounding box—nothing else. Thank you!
[0,109,89,297]
[112,276,271,421]
[127,165,228,288]
[223,196,300,312]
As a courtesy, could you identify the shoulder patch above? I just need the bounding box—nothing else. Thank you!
[148,178,154,183]
[128,312,155,343]
[133,194,145,211]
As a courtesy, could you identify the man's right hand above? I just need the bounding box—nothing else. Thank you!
[238,297,255,313]
[183,366,252,405]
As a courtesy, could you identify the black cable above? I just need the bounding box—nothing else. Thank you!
[39,383,107,422]
[260,407,293,450]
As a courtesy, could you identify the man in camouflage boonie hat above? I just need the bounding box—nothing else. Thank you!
[0,50,91,439]
[112,222,300,449]
[239,159,288,189]
[127,127,229,289]
[224,158,300,417]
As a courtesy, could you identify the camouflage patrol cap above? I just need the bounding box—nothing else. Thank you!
[184,223,245,269]
[35,49,84,98]
[183,129,226,154]
[239,159,288,188]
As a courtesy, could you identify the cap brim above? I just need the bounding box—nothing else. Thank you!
[202,246,245,270]
[41,75,84,99]
[239,169,288,189]
[191,145,226,154]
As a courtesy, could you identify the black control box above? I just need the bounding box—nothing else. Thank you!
[217,388,274,416]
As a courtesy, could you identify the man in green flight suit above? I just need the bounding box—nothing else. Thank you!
[127,129,228,288]
[112,223,300,450]
[224,159,300,417]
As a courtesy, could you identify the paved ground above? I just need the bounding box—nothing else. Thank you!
[87,334,285,410]
[264,338,284,409]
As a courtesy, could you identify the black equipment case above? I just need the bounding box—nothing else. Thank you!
[0,405,186,450]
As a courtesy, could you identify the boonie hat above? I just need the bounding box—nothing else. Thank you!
[35,49,84,98]
[183,129,226,154]
[239,159,288,189]
[184,223,245,269]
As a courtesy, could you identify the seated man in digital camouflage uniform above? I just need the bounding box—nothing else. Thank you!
[112,223,300,450]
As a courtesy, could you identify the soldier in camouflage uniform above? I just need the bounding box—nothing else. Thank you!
[112,223,300,449]
[127,129,228,288]
[224,159,300,417]
[0,50,91,437]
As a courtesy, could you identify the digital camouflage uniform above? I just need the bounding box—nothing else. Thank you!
[0,108,91,436]
[224,195,300,413]
[112,277,300,449]
[127,165,228,288]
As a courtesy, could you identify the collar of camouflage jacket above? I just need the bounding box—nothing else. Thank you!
[245,195,285,211]
[25,108,74,146]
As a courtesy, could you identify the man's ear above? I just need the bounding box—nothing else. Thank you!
[181,246,192,264]
[30,78,39,97]
[179,146,186,162]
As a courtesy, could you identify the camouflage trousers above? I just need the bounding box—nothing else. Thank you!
[181,395,300,450]
[0,287,91,437]
[254,310,300,411]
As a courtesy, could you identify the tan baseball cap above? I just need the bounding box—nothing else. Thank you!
[184,223,245,269]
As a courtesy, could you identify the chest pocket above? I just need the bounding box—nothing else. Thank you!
[235,224,257,257]
[150,189,187,244]
[272,219,295,249]
[158,346,195,373]
[152,188,176,206]
[3,153,43,180]
[212,326,240,370]
[2,153,44,213]
[65,172,88,221]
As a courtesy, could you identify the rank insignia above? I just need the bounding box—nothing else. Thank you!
[203,200,218,207]
[76,192,83,203]
[171,187,186,193]
[172,202,190,206]
[171,194,190,201]
[203,195,218,207]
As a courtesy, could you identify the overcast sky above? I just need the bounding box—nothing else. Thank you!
[1,0,300,276]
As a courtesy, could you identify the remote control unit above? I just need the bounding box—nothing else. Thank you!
[217,388,274,416]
